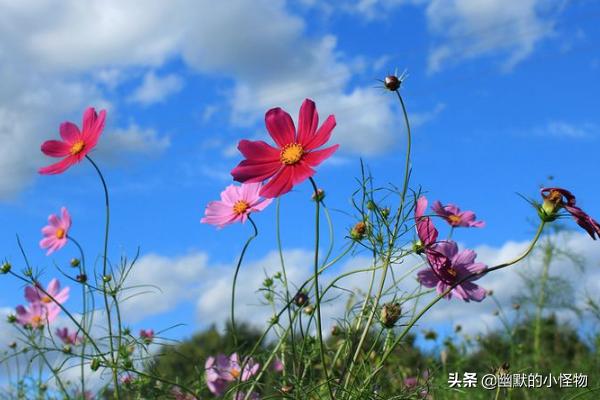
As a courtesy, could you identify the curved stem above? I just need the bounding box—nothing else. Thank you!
[231,216,258,346]
[85,155,119,399]
[309,177,334,400]
[67,235,87,395]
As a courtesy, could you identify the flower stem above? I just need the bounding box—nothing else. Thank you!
[231,216,258,347]
[309,177,334,400]
[85,155,119,399]
[67,235,87,395]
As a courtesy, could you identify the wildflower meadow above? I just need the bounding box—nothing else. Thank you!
[1,2,599,400]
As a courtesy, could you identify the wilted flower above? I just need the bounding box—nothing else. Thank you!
[201,182,272,228]
[540,187,600,239]
[40,207,72,255]
[431,201,485,228]
[231,99,339,198]
[380,302,402,328]
[39,107,106,175]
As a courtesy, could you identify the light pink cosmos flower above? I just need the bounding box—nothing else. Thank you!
[24,279,70,322]
[541,187,600,240]
[431,201,485,228]
[204,353,260,396]
[231,99,339,198]
[15,302,47,328]
[417,241,487,302]
[56,327,81,345]
[201,182,272,228]
[39,107,106,175]
[40,207,72,255]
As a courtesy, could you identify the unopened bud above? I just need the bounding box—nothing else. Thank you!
[76,274,87,283]
[384,75,401,91]
[312,188,325,202]
[90,358,100,371]
[293,291,309,307]
[62,345,72,354]
[366,200,377,211]
[8,341,16,349]
[380,302,402,328]
[350,221,367,241]
[512,303,521,310]
[303,305,315,315]
[1,262,11,274]
[7,314,17,324]
[70,258,80,267]
[381,207,390,219]
[102,275,112,283]
[330,325,341,336]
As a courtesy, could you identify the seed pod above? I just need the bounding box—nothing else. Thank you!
[380,302,402,328]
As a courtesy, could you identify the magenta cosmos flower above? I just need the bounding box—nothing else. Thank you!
[205,353,260,396]
[39,107,106,175]
[56,327,82,345]
[541,187,600,240]
[140,329,154,343]
[25,278,70,322]
[231,99,339,198]
[201,182,272,228]
[417,241,487,302]
[415,196,438,248]
[431,200,485,228]
[40,207,71,255]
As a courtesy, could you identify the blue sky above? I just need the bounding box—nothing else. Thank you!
[0,0,599,344]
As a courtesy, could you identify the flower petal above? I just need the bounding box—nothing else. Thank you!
[39,157,76,175]
[303,144,339,168]
[462,282,486,302]
[452,249,477,268]
[41,140,71,157]
[291,162,315,185]
[259,167,294,198]
[82,108,106,148]
[304,114,336,151]
[297,99,319,146]
[265,107,295,147]
[231,160,282,183]
[59,122,81,143]
[237,140,280,162]
[417,268,439,288]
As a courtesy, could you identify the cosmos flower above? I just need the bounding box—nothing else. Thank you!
[231,99,339,198]
[24,278,70,322]
[201,182,272,228]
[431,201,485,228]
[415,196,438,248]
[56,327,82,345]
[417,241,487,302]
[40,207,72,255]
[15,302,46,328]
[540,187,600,240]
[205,353,260,396]
[39,107,106,175]
[140,329,154,343]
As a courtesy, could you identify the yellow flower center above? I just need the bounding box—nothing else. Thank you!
[447,267,457,277]
[41,296,52,304]
[55,228,66,239]
[230,368,241,379]
[280,143,304,165]
[31,315,43,327]
[448,215,461,225]
[232,200,250,215]
[70,140,85,155]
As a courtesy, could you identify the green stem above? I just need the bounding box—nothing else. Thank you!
[534,239,552,367]
[67,235,87,395]
[85,155,119,399]
[309,177,334,400]
[231,216,258,347]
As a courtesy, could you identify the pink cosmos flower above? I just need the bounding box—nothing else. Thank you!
[417,241,487,302]
[231,99,339,198]
[415,196,438,247]
[24,278,70,323]
[541,187,600,240]
[271,357,284,373]
[15,302,47,328]
[431,201,485,228]
[40,207,72,255]
[140,329,154,343]
[201,182,272,228]
[205,353,260,396]
[39,107,106,175]
[56,327,81,345]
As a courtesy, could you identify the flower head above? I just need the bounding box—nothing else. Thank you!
[201,182,272,228]
[415,196,438,248]
[15,302,46,328]
[40,207,72,255]
[540,187,600,239]
[39,107,106,175]
[231,99,339,198]
[56,327,81,345]
[431,201,485,228]
[417,241,487,302]
[205,353,260,396]
[24,278,70,323]
[140,329,154,343]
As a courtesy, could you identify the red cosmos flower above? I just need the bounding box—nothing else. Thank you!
[540,187,600,240]
[39,107,106,175]
[231,99,339,198]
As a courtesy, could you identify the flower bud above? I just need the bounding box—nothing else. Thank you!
[102,275,112,283]
[7,314,17,324]
[8,341,16,349]
[76,274,87,283]
[263,277,274,287]
[512,303,521,310]
[281,384,294,394]
[312,188,325,202]
[90,358,100,371]
[70,258,81,267]
[270,315,279,324]
[1,262,11,274]
[412,240,425,255]
[424,330,437,340]
[380,302,402,329]
[350,221,367,241]
[63,345,72,354]
[39,383,47,392]
[384,75,401,91]
[293,291,309,307]
[366,200,377,211]
[381,207,390,219]
[303,305,315,315]
[330,325,341,336]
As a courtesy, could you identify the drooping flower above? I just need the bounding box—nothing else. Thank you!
[417,241,487,302]
[140,329,154,343]
[40,207,72,255]
[415,196,438,249]
[15,302,46,328]
[431,201,485,228]
[540,187,600,240]
[39,107,107,175]
[231,99,339,198]
[204,353,260,396]
[56,327,81,345]
[201,182,272,228]
[24,278,70,322]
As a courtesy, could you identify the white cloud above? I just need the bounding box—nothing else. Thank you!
[97,124,171,159]
[127,71,183,105]
[531,121,598,139]
[426,0,562,73]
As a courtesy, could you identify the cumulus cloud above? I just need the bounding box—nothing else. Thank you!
[97,124,171,160]
[127,71,183,105]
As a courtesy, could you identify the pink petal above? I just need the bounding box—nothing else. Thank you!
[430,201,448,218]
[82,108,106,149]
[462,282,486,302]
[265,107,296,147]
[220,185,239,205]
[250,198,272,212]
[464,262,487,276]
[40,236,56,250]
[41,140,71,157]
[59,122,81,143]
[238,140,280,162]
[240,182,262,203]
[61,207,72,231]
[47,279,60,296]
[415,196,427,219]
[259,167,294,198]
[417,268,439,288]
[297,99,319,146]
[302,144,339,167]
[48,214,60,227]
[39,157,76,175]
[25,286,41,303]
[452,249,477,268]
[231,160,281,183]
[304,115,336,151]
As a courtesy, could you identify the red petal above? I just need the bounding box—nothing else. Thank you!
[304,114,336,151]
[297,99,318,146]
[83,109,106,149]
[238,140,279,162]
[231,160,281,183]
[291,162,315,185]
[41,140,71,157]
[265,107,295,147]
[39,157,76,175]
[59,122,81,144]
[259,167,294,198]
[303,144,339,167]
